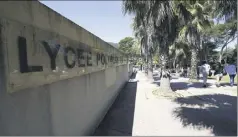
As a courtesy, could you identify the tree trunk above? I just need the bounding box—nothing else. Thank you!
[219,52,223,63]
[218,35,236,62]
[204,41,208,61]
[159,51,172,92]
[173,56,177,69]
[190,47,198,80]
[148,55,153,79]
[144,41,149,75]
[200,35,208,61]
[219,46,226,63]
[219,45,227,63]
[143,56,148,74]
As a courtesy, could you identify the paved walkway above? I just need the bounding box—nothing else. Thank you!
[94,71,237,136]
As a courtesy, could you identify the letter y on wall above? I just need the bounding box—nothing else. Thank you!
[42,41,60,70]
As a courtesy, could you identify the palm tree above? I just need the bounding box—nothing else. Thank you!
[146,0,180,91]
[211,0,237,22]
[169,42,190,70]
[123,1,153,75]
[123,0,179,91]
[175,0,212,80]
[132,17,151,75]
[123,0,214,91]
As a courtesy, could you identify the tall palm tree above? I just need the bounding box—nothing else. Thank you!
[169,42,190,70]
[123,1,153,75]
[146,0,180,91]
[175,0,212,80]
[123,0,209,91]
[123,0,179,91]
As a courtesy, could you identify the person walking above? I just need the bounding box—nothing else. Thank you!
[214,61,224,87]
[200,60,211,87]
[196,62,200,80]
[184,66,188,78]
[187,65,190,78]
[224,59,237,87]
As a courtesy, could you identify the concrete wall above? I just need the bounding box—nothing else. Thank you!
[0,1,132,135]
[0,65,130,135]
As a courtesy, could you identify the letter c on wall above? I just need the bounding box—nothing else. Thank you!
[64,47,76,69]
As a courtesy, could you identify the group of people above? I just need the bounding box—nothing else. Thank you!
[137,60,237,88]
[198,59,237,87]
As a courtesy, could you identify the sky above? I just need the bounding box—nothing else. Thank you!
[40,1,236,48]
[40,1,134,43]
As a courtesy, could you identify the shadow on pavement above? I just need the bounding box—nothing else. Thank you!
[93,73,138,136]
[153,76,161,81]
[207,77,216,79]
[220,83,237,87]
[130,72,137,79]
[152,80,213,91]
[153,75,179,81]
[172,94,237,136]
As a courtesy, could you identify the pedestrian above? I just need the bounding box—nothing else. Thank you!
[165,66,171,80]
[200,60,211,87]
[183,65,188,78]
[187,65,190,78]
[214,61,224,87]
[181,67,184,77]
[197,62,200,80]
[224,59,237,87]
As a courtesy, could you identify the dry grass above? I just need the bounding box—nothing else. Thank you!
[152,89,184,99]
[209,75,237,84]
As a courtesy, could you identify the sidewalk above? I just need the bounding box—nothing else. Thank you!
[93,71,237,136]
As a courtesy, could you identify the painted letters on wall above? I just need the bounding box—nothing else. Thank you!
[1,20,127,93]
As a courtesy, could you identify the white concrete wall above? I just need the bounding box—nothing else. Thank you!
[0,1,132,135]
[0,65,129,135]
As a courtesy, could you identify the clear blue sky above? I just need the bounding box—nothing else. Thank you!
[40,1,134,43]
[40,1,236,48]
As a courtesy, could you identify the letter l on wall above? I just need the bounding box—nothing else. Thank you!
[18,36,43,73]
